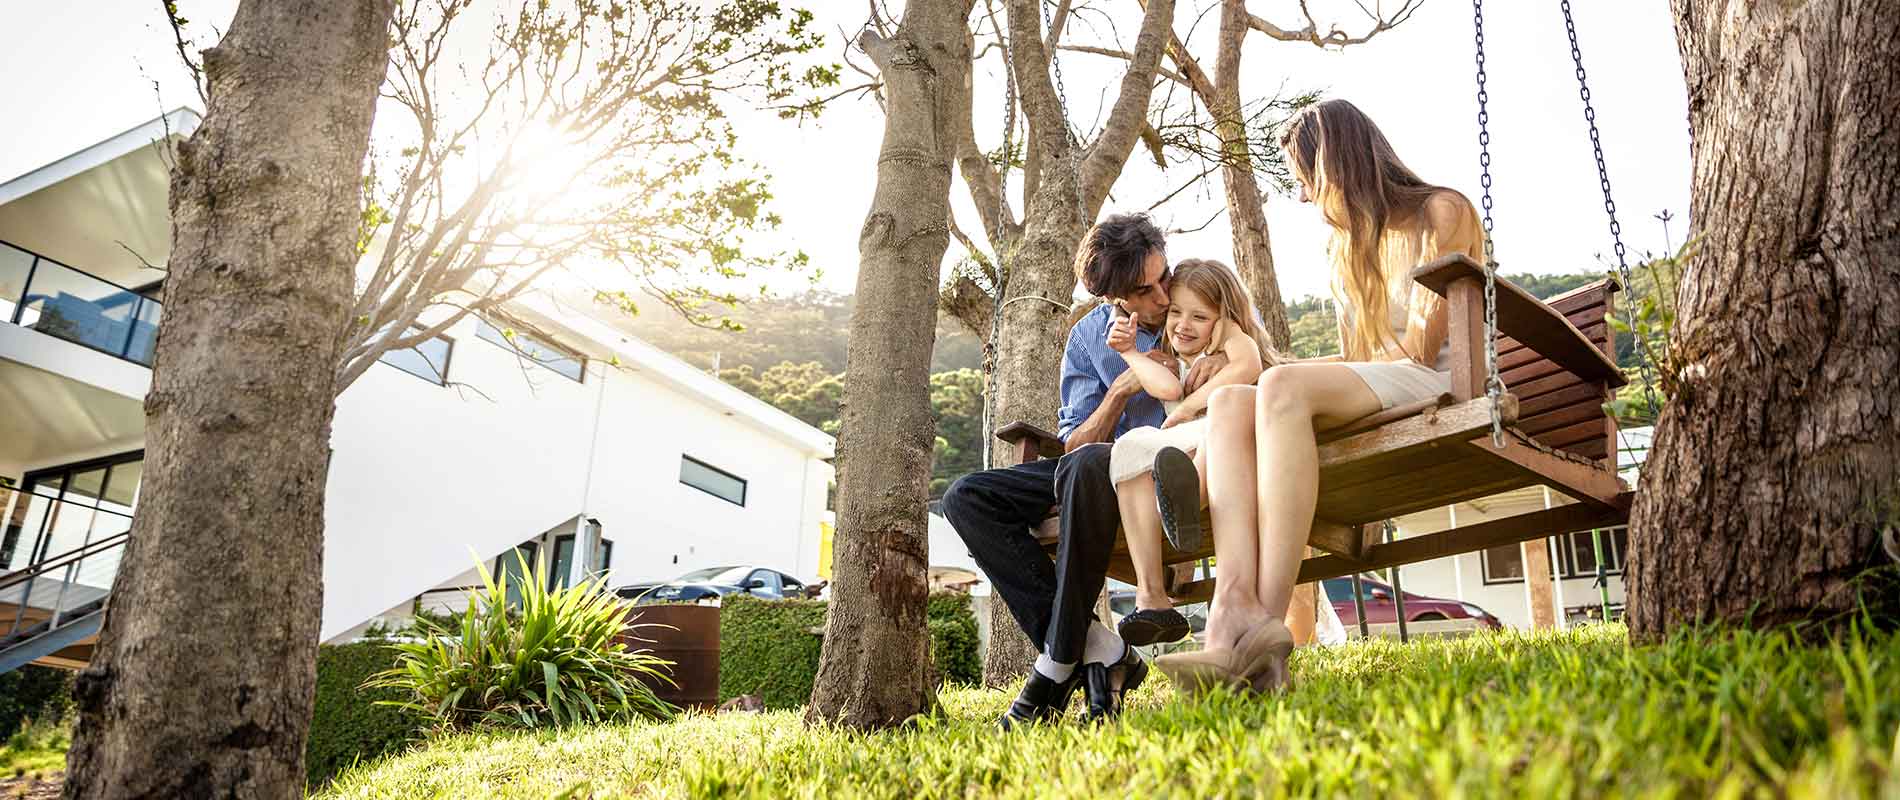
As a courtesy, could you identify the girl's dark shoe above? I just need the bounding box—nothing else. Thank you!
[1117,607,1192,646]
[1153,446,1204,553]
[998,668,1081,729]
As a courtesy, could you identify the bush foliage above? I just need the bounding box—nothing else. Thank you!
[0,665,72,740]
[368,557,676,731]
[719,592,982,708]
[308,643,427,786]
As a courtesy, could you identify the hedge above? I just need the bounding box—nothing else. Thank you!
[308,642,428,787]
[718,592,982,709]
[0,665,73,739]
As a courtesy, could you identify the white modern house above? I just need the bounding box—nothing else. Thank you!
[0,110,834,672]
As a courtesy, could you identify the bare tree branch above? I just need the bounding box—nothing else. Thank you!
[160,0,208,106]
[1248,0,1423,48]
[1079,0,1174,215]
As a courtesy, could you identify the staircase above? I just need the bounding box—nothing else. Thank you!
[0,531,125,673]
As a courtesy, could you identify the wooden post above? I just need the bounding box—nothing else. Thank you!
[1519,536,1558,629]
[1445,276,1488,401]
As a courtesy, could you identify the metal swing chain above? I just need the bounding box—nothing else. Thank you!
[1040,0,1090,227]
[980,9,1019,471]
[1560,0,1661,415]
[1471,0,1506,448]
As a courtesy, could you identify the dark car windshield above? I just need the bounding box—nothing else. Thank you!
[675,566,752,585]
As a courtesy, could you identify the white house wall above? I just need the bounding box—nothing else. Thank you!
[1383,495,1628,630]
[320,313,832,641]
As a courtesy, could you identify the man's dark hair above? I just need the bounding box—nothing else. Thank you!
[1073,213,1167,299]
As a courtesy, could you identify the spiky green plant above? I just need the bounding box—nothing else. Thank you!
[366,555,676,731]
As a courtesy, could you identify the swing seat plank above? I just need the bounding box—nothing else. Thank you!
[1004,256,1630,605]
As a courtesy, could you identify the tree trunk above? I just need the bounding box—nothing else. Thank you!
[61,3,393,797]
[1212,0,1290,348]
[1628,0,1900,637]
[806,0,973,729]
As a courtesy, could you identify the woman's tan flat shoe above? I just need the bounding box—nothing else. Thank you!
[1244,619,1296,695]
[1155,619,1291,696]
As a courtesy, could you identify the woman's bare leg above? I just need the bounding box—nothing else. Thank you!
[1250,363,1383,618]
[1201,385,1268,652]
[1114,477,1173,610]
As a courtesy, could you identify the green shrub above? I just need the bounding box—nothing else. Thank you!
[718,595,827,709]
[719,591,982,708]
[0,713,70,776]
[368,557,676,731]
[0,665,72,740]
[308,642,426,786]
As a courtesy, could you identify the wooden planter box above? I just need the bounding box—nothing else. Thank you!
[619,603,720,711]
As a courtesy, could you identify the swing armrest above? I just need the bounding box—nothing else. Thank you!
[1411,254,1627,389]
[996,421,1064,463]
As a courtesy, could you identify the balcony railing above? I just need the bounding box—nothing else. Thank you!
[0,487,131,651]
[0,239,162,365]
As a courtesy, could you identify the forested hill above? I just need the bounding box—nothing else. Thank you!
[621,272,1620,497]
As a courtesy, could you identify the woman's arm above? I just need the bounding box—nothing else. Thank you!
[1163,332,1265,426]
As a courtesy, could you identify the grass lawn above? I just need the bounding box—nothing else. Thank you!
[316,623,1898,798]
[0,717,71,781]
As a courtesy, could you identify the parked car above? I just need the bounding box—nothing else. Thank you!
[616,566,809,605]
[1321,576,1503,629]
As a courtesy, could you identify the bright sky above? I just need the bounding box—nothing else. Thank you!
[0,1,1689,304]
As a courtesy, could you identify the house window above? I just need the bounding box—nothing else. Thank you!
[494,542,539,607]
[680,456,746,506]
[5,451,142,570]
[1556,527,1629,578]
[547,534,614,590]
[377,329,454,385]
[476,319,584,382]
[1481,542,1527,584]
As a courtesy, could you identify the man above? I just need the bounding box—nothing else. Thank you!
[942,213,1222,725]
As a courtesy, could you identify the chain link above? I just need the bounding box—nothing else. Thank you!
[1041,0,1090,227]
[980,10,1019,470]
[1560,0,1659,414]
[1472,0,1505,448]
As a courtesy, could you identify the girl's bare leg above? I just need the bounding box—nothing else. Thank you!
[1250,363,1383,618]
[1115,477,1173,610]
[1201,385,1268,652]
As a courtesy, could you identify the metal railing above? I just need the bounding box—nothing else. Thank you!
[0,239,162,365]
[0,487,133,646]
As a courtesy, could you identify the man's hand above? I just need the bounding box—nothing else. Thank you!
[1182,350,1231,394]
[1105,312,1139,353]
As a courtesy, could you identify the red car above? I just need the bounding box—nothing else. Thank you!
[1321,576,1503,629]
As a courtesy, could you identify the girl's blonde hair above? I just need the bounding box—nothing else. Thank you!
[1166,259,1276,364]
[1280,98,1461,361]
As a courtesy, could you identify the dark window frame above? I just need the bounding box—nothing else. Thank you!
[376,328,456,386]
[11,450,144,565]
[1480,542,1530,585]
[680,455,747,506]
[546,534,614,590]
[475,317,585,383]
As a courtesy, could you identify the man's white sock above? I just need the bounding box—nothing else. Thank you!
[1084,621,1127,665]
[1033,653,1075,682]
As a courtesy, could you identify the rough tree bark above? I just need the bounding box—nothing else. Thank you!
[61,2,395,797]
[1628,0,1900,637]
[806,0,975,729]
[1209,0,1289,345]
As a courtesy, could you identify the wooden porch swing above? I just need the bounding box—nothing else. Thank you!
[993,0,1648,606]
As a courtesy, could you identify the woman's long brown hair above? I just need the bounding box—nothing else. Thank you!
[1280,99,1453,361]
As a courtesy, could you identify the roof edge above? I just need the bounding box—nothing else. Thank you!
[0,108,202,207]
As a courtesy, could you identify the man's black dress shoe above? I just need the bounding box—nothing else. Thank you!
[1081,646,1149,724]
[998,668,1081,729]
[1117,607,1192,646]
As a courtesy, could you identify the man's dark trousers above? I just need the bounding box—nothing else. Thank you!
[941,443,1121,665]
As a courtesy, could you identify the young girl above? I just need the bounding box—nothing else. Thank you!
[1104,259,1272,646]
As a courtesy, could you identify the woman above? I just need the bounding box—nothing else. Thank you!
[1154,98,1485,693]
